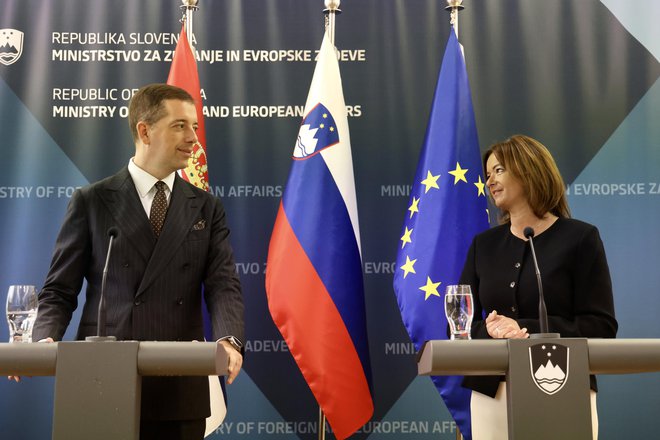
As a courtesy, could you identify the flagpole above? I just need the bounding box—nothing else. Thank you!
[448,3,465,439]
[319,5,343,439]
[445,0,464,38]
[323,0,341,46]
[180,0,199,47]
[448,5,467,440]
[320,5,343,438]
[318,4,342,438]
[316,406,326,440]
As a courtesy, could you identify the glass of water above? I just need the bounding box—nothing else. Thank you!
[6,285,39,343]
[444,284,474,340]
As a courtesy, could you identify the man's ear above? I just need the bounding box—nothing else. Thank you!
[136,121,150,145]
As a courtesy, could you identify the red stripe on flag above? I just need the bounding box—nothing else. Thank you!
[266,203,373,440]
[167,23,209,191]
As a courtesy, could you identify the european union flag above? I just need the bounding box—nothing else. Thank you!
[393,30,489,440]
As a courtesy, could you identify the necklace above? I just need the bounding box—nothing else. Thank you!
[510,214,553,239]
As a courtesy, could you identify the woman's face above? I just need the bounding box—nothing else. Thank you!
[485,153,527,213]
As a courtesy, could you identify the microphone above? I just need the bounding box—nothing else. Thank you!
[524,227,559,339]
[86,227,119,342]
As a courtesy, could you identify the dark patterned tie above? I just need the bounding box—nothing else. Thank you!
[149,181,168,237]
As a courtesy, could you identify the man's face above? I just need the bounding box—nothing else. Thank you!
[143,99,198,177]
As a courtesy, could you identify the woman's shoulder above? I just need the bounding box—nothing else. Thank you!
[553,217,600,236]
[542,218,605,250]
[473,223,510,243]
[472,218,602,245]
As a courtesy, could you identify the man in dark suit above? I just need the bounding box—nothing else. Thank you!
[28,83,245,439]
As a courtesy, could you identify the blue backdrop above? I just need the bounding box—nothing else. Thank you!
[1,0,659,438]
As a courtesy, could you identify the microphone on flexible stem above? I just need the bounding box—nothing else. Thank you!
[86,227,119,342]
[524,227,560,339]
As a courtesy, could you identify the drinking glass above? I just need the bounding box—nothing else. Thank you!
[444,284,474,340]
[6,285,38,343]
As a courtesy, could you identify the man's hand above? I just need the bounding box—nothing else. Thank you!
[218,340,243,385]
[7,337,54,382]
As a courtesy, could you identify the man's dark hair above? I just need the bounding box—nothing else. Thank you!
[128,83,195,142]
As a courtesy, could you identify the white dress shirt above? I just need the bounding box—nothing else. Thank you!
[127,158,176,217]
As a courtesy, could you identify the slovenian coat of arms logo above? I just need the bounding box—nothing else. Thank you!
[0,29,24,66]
[529,343,569,395]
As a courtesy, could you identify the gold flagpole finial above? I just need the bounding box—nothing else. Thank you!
[445,0,464,38]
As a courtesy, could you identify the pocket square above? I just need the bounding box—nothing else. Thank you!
[192,219,206,231]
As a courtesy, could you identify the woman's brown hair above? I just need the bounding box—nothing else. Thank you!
[483,134,570,223]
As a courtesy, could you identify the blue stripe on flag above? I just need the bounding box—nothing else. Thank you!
[282,154,371,379]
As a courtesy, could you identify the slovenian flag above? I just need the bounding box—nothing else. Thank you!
[265,32,373,440]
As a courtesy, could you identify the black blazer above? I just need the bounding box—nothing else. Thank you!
[33,168,244,420]
[459,218,617,397]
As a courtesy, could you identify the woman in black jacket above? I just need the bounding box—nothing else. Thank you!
[460,134,617,439]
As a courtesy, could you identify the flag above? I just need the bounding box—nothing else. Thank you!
[265,32,373,440]
[167,22,224,436]
[167,23,209,191]
[393,30,489,440]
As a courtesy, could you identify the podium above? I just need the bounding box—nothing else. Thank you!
[0,341,228,440]
[418,338,660,439]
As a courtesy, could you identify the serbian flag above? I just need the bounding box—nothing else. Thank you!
[167,23,209,191]
[167,22,225,436]
[266,32,373,440]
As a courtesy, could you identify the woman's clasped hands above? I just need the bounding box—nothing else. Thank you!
[485,311,529,339]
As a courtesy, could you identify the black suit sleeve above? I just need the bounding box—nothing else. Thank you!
[33,189,91,342]
[201,195,245,343]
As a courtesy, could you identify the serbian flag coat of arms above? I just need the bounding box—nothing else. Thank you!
[265,32,373,440]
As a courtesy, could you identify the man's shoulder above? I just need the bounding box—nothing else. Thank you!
[176,176,219,201]
[74,168,129,196]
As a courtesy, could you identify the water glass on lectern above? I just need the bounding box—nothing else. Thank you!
[444,285,474,340]
[6,285,38,343]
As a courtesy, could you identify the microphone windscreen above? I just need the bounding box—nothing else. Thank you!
[107,227,119,238]
[523,227,535,239]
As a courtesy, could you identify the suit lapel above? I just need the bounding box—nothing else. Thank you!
[136,175,202,297]
[96,168,155,263]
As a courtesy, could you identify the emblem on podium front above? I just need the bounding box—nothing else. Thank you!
[529,343,569,395]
